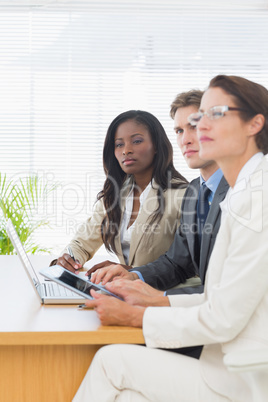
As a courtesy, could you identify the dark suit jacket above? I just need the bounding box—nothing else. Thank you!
[130,176,229,295]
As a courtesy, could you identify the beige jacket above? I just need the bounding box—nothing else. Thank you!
[66,177,186,267]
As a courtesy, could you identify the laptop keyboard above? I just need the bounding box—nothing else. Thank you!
[45,282,78,298]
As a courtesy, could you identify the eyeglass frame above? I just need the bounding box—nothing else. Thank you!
[187,105,247,127]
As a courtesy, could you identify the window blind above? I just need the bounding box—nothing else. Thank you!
[1,0,268,253]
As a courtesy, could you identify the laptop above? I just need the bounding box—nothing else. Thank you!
[6,218,84,304]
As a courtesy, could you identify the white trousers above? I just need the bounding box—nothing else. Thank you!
[73,344,230,402]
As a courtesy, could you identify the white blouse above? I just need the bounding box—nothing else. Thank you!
[120,182,152,264]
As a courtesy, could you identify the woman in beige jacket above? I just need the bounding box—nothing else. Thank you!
[54,110,187,271]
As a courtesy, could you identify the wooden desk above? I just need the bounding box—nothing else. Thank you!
[0,255,144,402]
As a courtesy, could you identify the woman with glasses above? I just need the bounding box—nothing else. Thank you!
[73,76,268,402]
[52,110,187,272]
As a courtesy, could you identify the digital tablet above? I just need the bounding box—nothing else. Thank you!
[40,265,123,300]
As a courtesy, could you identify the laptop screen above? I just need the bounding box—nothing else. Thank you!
[6,219,40,285]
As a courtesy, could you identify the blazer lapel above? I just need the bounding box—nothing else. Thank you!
[128,183,159,266]
[199,176,229,281]
[114,177,132,263]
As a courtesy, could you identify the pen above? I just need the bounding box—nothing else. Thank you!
[67,246,75,262]
[77,304,86,309]
[77,304,92,309]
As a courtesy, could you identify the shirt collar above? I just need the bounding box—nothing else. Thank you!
[220,152,264,220]
[234,152,263,188]
[200,168,223,196]
[125,180,152,209]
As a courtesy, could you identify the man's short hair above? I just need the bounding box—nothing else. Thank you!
[170,89,203,119]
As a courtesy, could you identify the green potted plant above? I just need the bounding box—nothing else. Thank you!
[0,172,58,255]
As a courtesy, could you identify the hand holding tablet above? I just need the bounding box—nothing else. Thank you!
[40,265,123,301]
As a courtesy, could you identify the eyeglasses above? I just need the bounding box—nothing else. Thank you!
[187,105,246,127]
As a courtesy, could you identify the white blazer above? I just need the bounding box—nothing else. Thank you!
[143,156,268,401]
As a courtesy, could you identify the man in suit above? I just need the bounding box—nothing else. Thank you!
[88,89,229,302]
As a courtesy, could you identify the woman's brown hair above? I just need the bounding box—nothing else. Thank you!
[209,75,268,154]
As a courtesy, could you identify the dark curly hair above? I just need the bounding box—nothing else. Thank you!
[97,110,188,253]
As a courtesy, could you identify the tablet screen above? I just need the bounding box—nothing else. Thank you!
[40,265,122,299]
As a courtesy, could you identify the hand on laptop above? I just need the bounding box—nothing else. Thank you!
[87,262,138,285]
[55,253,82,273]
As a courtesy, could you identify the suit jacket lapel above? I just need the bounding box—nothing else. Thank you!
[183,178,200,268]
[199,176,229,281]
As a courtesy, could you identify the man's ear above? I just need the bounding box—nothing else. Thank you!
[249,114,265,136]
